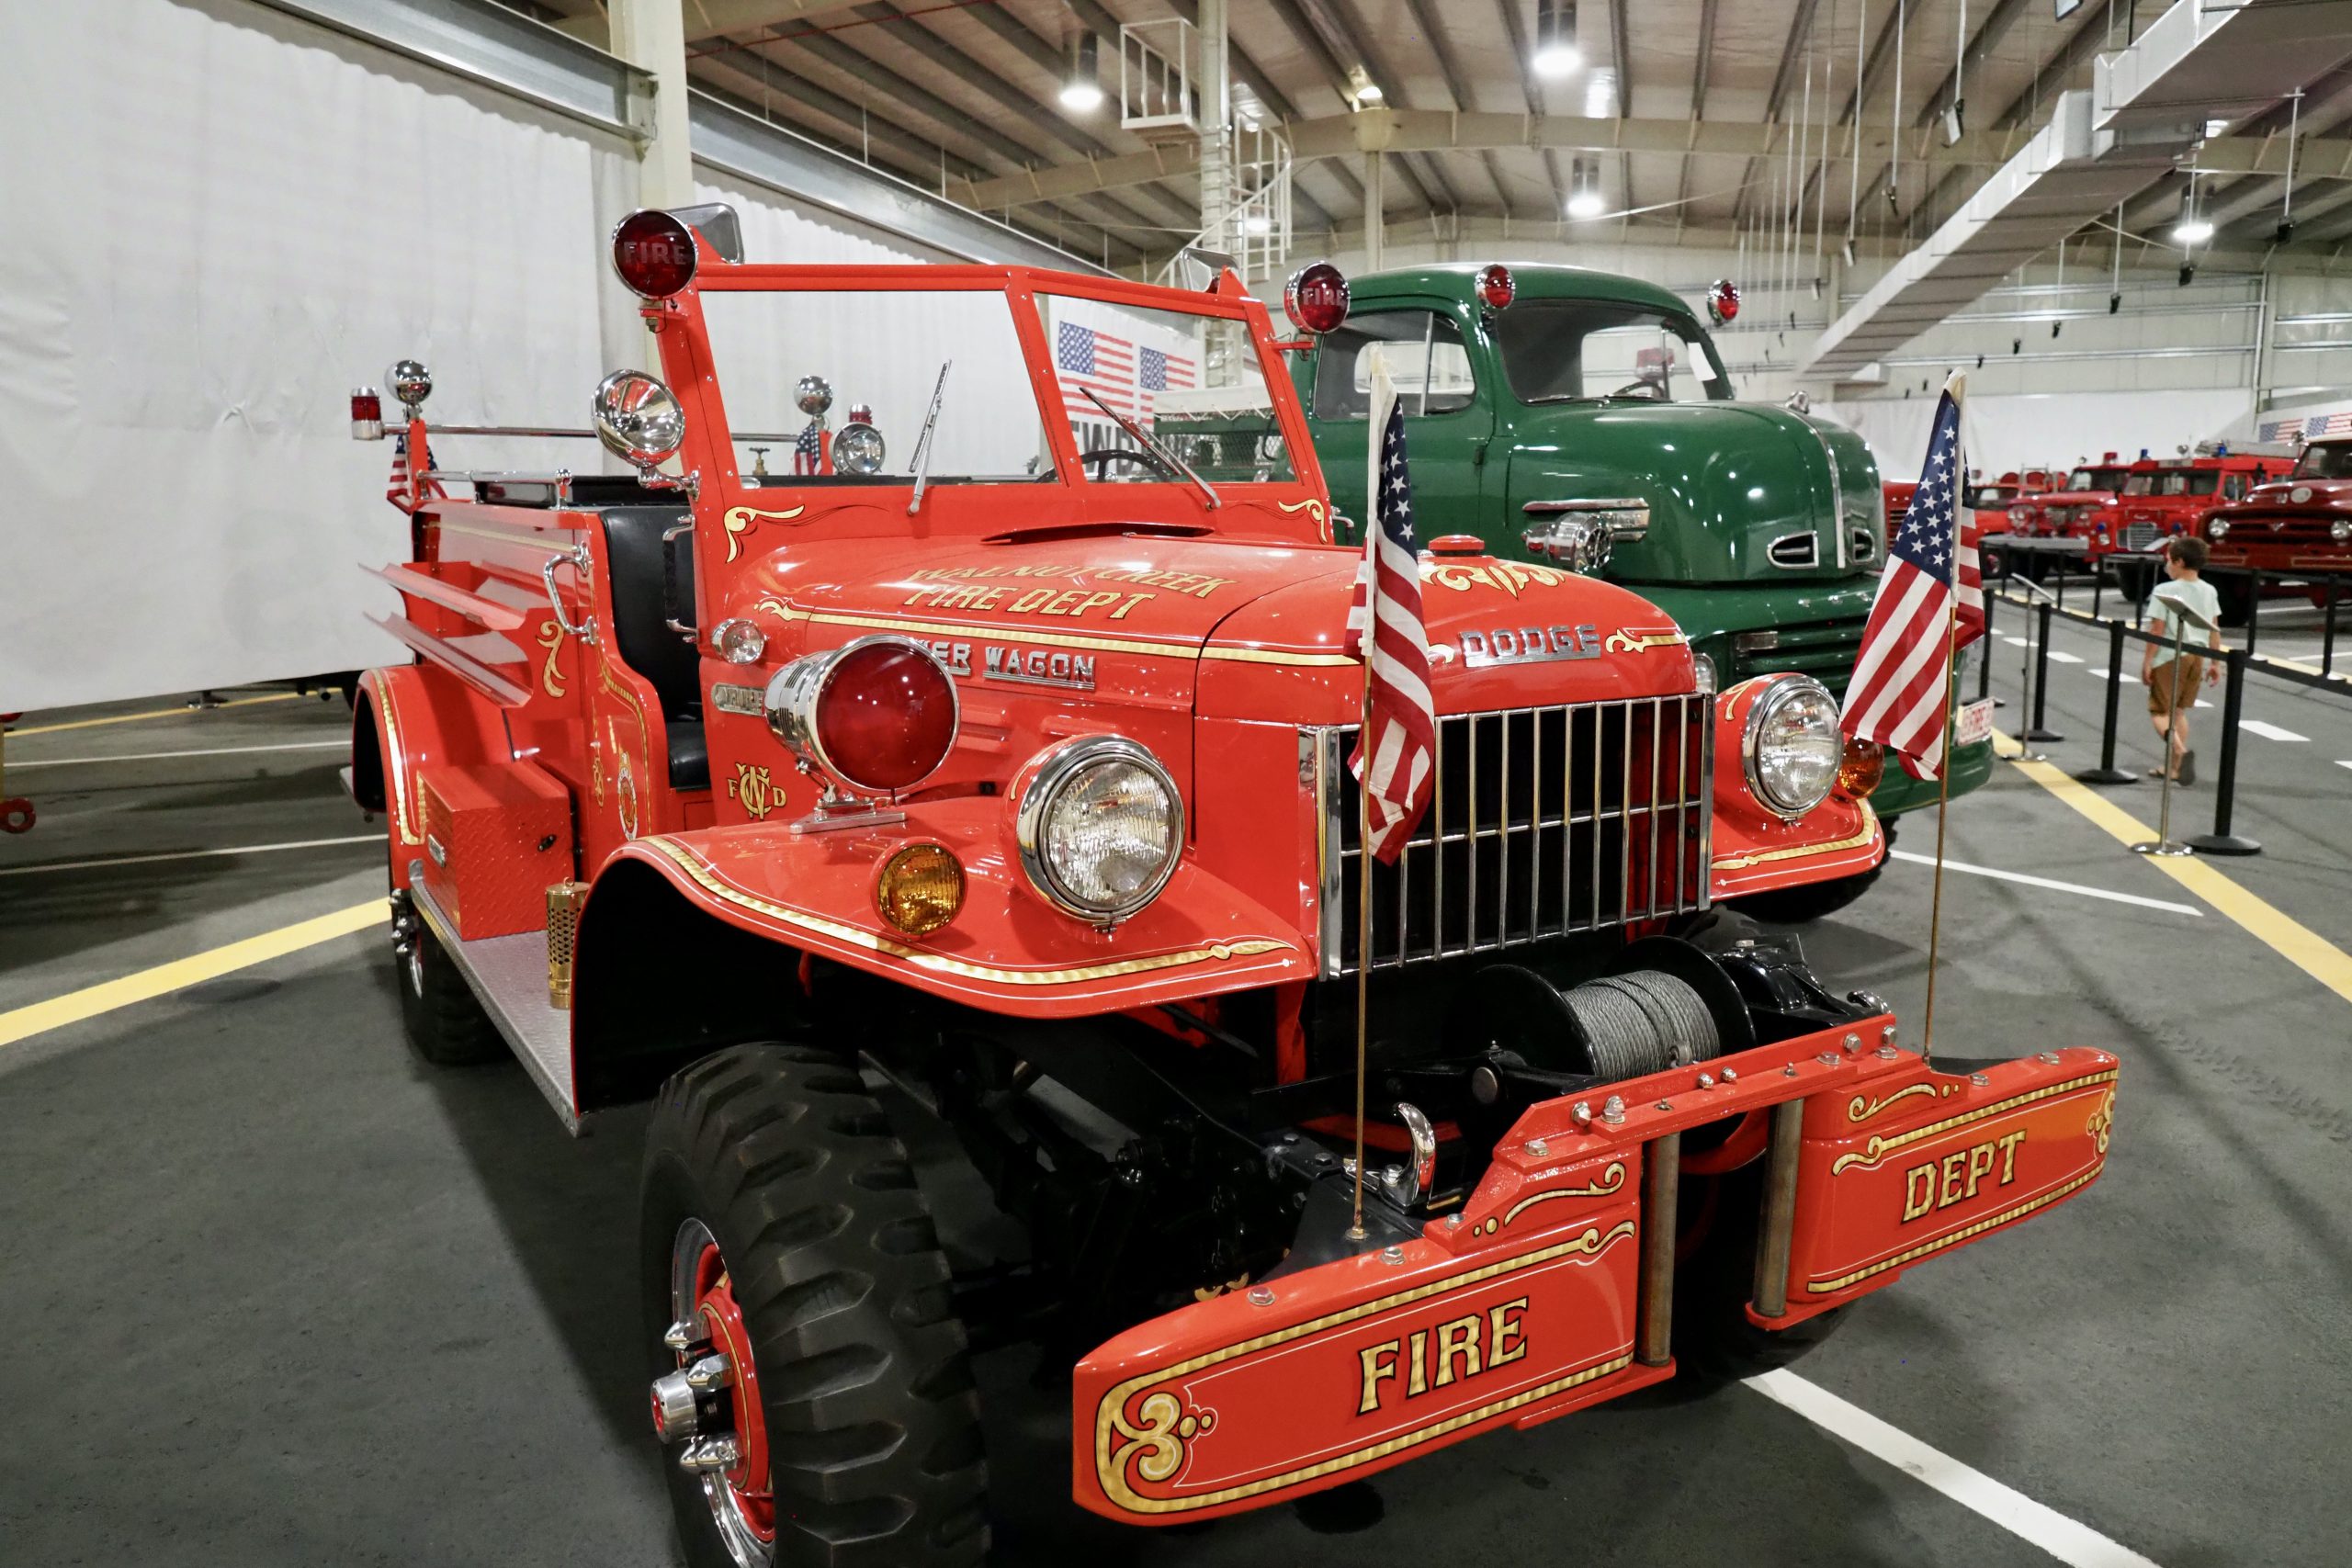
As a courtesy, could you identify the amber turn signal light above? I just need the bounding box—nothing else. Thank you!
[876,843,965,936]
[1838,738,1885,799]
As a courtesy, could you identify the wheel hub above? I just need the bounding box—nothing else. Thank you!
[655,1219,774,1566]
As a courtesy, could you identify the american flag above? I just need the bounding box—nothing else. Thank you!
[1841,378,1984,778]
[1057,321,1136,418]
[794,419,826,476]
[385,434,444,513]
[1343,352,1437,863]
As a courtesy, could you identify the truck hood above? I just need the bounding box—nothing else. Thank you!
[750,532,1695,729]
[1505,401,1881,586]
[2243,477,2352,509]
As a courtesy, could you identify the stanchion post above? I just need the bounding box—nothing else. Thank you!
[2323,574,2340,679]
[2076,616,2136,784]
[2244,570,2261,658]
[1981,568,1999,704]
[2188,646,2261,856]
[2026,599,2064,742]
[2093,564,2106,621]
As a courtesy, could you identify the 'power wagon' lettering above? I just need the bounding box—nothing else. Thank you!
[1357,1298,1530,1415]
[1903,1130,2027,1222]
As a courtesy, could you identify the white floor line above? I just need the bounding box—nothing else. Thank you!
[0,834,382,878]
[2001,635,2029,647]
[2236,719,2309,743]
[1747,1371,2163,1567]
[1888,848,2202,916]
[7,740,347,770]
[2338,760,2352,772]
[2044,649,2084,664]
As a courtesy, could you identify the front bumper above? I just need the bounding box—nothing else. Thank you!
[1073,1020,2116,1522]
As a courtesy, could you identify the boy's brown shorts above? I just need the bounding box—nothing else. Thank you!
[2147,657,2204,716]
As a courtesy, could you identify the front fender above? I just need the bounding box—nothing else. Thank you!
[1707,676,1883,901]
[354,664,515,890]
[609,799,1313,1020]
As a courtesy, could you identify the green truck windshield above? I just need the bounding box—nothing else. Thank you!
[1492,300,1729,406]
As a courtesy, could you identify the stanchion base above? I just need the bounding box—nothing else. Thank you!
[2024,728,2066,743]
[2188,833,2262,856]
[2132,840,2193,857]
[2074,768,2137,784]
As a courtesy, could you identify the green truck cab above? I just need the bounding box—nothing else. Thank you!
[1288,263,1991,873]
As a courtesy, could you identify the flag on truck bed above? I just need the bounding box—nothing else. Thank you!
[1343,350,1436,863]
[1841,373,1984,778]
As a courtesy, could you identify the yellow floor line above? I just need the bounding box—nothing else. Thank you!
[8,692,305,737]
[1994,729,2352,1008]
[0,900,386,1050]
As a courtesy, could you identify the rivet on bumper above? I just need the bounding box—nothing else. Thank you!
[1601,1095,1626,1124]
[1842,1032,1862,1053]
[1971,1072,1992,1087]
[1382,1245,1407,1266]
[1525,1138,1549,1157]
[1571,1100,1593,1130]
[2038,1051,2063,1065]
[1248,1286,1275,1306]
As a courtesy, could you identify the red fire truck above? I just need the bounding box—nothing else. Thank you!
[2006,455,2131,546]
[345,208,2118,1557]
[2198,435,2352,622]
[2101,449,2295,569]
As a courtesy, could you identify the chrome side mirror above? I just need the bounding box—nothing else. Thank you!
[388,358,433,415]
[594,369,688,482]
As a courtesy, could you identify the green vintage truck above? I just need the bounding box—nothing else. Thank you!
[1285,261,1992,918]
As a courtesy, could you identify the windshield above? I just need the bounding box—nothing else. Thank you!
[2294,442,2352,479]
[1967,485,2016,509]
[698,288,1049,483]
[1033,295,1295,485]
[1492,300,1729,404]
[2122,471,2156,496]
[2157,470,2220,497]
[2067,467,2124,491]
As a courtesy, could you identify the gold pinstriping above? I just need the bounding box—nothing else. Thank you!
[636,837,1289,986]
[1804,1165,2105,1293]
[1827,1069,2120,1175]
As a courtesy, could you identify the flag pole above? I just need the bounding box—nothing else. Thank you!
[1918,367,1970,1061]
[1919,595,1962,1061]
[1349,664,1373,1243]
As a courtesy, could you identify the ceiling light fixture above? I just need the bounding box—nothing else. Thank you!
[1566,157,1605,219]
[1347,63,1384,104]
[1533,0,1581,77]
[1059,32,1103,113]
[2172,218,2214,244]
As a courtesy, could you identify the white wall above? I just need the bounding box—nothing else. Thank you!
[0,2,1033,713]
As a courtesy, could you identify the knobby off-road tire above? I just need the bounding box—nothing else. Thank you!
[392,894,504,1066]
[641,1043,988,1568]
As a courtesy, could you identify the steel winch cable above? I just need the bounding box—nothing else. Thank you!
[1565,971,1723,1081]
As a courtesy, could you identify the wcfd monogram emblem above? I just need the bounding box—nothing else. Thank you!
[728,761,777,821]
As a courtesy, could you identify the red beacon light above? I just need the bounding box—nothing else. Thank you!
[611,209,700,299]
[1475,263,1515,314]
[1283,261,1351,336]
[1706,278,1740,325]
[350,388,383,441]
[763,636,961,799]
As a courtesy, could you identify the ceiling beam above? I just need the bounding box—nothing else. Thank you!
[1397,0,1512,211]
[1729,0,1825,228]
[840,3,1199,232]
[1493,0,1567,211]
[1148,0,1368,211]
[943,107,2342,213]
[682,0,870,41]
[1671,0,1722,226]
[746,26,1175,240]
[1263,0,1442,214]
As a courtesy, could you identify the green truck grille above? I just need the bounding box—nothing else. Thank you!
[1730,615,1867,692]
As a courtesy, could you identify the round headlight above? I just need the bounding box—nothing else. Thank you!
[834,420,886,476]
[2331,518,2350,544]
[2209,518,2230,540]
[1743,676,1843,818]
[1016,737,1184,926]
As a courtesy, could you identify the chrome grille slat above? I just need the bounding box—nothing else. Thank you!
[1318,694,1713,976]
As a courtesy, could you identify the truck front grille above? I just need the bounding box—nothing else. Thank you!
[1315,695,1713,976]
[1730,615,1866,692]
[2123,521,2159,551]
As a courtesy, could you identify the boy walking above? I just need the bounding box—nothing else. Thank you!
[2142,536,2223,784]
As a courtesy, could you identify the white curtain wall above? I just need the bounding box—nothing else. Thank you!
[0,2,981,712]
[1826,389,2256,487]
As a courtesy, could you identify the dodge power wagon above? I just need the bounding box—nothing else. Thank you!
[345,210,2119,1565]
[2195,434,2352,622]
[1287,262,1994,920]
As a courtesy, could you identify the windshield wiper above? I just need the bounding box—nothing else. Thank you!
[907,359,951,514]
[1081,386,1219,510]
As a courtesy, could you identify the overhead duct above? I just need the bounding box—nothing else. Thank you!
[1804,0,2352,379]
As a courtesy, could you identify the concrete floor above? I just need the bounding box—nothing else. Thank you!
[3,654,2348,1567]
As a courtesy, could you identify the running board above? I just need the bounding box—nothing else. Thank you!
[409,877,582,1135]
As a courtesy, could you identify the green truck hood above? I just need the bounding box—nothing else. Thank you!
[1506,401,1881,585]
